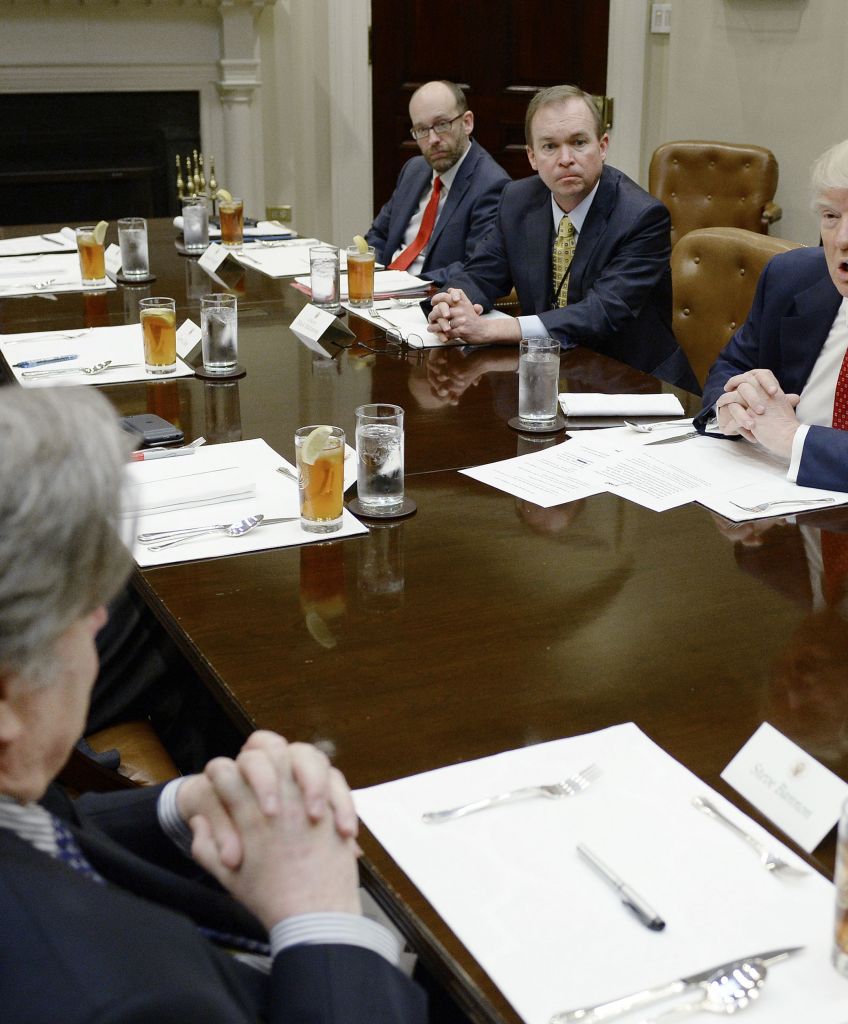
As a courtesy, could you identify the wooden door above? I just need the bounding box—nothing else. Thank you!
[370,0,610,210]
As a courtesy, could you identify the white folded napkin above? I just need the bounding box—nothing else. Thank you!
[123,467,255,516]
[558,393,685,417]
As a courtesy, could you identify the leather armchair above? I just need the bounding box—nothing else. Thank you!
[671,227,802,388]
[650,141,782,247]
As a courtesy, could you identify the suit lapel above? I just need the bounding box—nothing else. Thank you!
[568,167,614,301]
[520,181,555,310]
[428,143,477,250]
[779,274,842,390]
[387,161,432,256]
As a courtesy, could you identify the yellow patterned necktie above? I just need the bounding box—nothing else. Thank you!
[552,214,576,308]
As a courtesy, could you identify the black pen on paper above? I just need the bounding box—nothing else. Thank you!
[577,843,666,931]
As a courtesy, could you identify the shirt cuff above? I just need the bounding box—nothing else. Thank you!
[270,913,402,966]
[787,423,809,483]
[157,777,194,856]
[517,314,551,340]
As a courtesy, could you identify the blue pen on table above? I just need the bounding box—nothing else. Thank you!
[577,843,666,931]
[13,353,77,369]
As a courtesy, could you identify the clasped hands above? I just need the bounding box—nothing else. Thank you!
[715,368,801,459]
[427,288,520,345]
[177,731,361,929]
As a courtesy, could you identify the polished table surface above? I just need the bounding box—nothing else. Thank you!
[2,221,846,1023]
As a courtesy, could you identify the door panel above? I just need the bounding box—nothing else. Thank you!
[371,1,610,209]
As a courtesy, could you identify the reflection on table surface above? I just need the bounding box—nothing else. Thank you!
[2,221,845,1024]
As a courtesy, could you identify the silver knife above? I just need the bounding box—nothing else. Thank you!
[548,946,802,1023]
[644,430,699,446]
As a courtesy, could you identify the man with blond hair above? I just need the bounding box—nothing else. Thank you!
[695,137,848,491]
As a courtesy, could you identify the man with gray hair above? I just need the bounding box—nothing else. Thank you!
[426,84,697,390]
[0,388,425,1023]
[694,137,848,491]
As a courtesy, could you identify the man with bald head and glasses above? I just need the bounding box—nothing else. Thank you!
[366,80,510,288]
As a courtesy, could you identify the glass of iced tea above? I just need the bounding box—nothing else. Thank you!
[218,197,244,249]
[75,226,106,286]
[139,297,177,375]
[295,425,345,534]
[346,244,375,307]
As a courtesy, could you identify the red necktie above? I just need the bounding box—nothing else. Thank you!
[832,345,848,430]
[389,177,442,271]
[820,350,848,601]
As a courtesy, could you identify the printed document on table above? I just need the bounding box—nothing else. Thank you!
[642,433,848,519]
[233,240,335,278]
[461,441,606,507]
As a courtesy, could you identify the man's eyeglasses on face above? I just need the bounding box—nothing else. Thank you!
[410,113,463,141]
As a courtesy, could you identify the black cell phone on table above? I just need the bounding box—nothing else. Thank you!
[121,413,184,448]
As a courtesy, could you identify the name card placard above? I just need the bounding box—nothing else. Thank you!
[289,303,354,356]
[176,319,201,359]
[198,243,229,274]
[721,721,848,852]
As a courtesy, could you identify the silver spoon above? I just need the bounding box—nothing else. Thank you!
[144,514,298,550]
[642,960,767,1020]
[624,419,691,432]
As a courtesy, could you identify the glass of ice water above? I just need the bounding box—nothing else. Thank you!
[355,404,404,516]
[518,337,560,428]
[309,245,341,313]
[200,293,238,375]
[117,218,150,279]
[182,198,210,254]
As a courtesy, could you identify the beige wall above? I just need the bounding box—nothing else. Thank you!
[642,0,845,245]
[259,0,842,248]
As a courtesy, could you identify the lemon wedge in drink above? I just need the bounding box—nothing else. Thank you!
[300,424,333,465]
[352,234,369,254]
[216,188,233,203]
[93,220,109,245]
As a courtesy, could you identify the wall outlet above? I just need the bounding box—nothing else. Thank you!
[651,3,671,34]
[266,204,292,224]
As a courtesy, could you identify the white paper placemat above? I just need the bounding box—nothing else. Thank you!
[0,252,116,295]
[0,324,194,387]
[0,227,76,256]
[129,438,366,566]
[295,269,428,299]
[355,723,845,1024]
[343,302,512,347]
[234,240,341,278]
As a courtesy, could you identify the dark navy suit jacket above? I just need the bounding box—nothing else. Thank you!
[366,140,509,287]
[444,165,698,391]
[0,784,426,1024]
[695,246,848,492]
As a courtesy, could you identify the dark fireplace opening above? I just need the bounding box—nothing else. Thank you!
[0,91,200,225]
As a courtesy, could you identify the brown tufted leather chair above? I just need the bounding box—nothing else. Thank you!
[60,720,180,793]
[650,141,783,248]
[671,227,803,388]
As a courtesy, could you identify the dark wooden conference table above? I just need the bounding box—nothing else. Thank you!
[2,220,846,1023]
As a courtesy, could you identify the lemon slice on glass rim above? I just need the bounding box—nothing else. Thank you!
[352,234,369,254]
[300,424,333,465]
[93,220,109,245]
[216,188,233,203]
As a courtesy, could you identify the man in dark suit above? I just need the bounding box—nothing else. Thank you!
[694,137,848,492]
[366,80,509,288]
[425,84,697,391]
[0,387,426,1024]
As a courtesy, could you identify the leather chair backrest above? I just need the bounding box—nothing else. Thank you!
[650,141,780,247]
[671,227,803,388]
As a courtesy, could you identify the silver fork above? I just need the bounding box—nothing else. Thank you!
[422,764,600,824]
[0,277,58,293]
[729,497,836,513]
[692,796,808,877]
[623,419,691,432]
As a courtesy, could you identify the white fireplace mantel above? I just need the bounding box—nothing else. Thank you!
[0,0,276,215]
